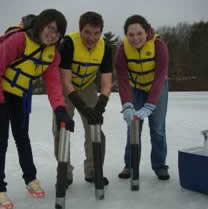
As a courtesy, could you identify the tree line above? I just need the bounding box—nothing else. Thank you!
[33,20,208,94]
[158,21,208,91]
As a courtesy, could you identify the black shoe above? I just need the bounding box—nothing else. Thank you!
[155,169,170,180]
[118,168,130,179]
[85,176,109,186]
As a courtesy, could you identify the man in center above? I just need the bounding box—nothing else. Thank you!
[53,11,112,188]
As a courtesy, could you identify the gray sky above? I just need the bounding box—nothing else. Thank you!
[1,0,208,36]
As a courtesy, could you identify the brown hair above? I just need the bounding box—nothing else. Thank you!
[124,15,151,34]
[79,11,103,32]
[32,9,67,41]
[22,14,36,30]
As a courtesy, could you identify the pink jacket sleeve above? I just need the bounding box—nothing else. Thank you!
[115,44,133,105]
[43,51,66,111]
[0,32,25,103]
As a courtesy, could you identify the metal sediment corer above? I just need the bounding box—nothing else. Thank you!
[55,122,70,209]
[130,117,140,191]
[90,124,104,200]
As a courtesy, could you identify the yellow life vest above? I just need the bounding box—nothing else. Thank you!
[2,33,56,97]
[68,32,105,90]
[123,34,159,92]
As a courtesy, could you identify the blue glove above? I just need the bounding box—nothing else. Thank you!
[134,103,156,120]
[121,102,135,126]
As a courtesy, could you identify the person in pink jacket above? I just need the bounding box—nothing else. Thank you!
[0,9,74,209]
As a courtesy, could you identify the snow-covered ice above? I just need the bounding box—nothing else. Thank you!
[5,92,208,209]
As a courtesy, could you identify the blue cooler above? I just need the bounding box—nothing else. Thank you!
[178,146,208,194]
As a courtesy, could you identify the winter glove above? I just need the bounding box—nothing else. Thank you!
[83,107,104,125]
[68,91,103,125]
[54,106,75,132]
[94,94,109,114]
[134,103,156,120]
[121,102,135,126]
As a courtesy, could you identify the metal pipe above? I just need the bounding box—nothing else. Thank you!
[90,124,104,200]
[130,117,140,191]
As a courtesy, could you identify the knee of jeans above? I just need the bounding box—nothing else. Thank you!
[150,127,166,139]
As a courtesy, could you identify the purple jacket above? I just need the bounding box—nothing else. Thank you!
[115,29,168,105]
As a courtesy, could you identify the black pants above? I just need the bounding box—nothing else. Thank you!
[0,92,36,192]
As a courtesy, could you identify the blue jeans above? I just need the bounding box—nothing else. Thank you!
[124,81,168,171]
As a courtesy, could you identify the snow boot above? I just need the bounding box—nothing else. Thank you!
[26,179,45,198]
[0,192,14,209]
[85,176,109,186]
[155,168,170,180]
[118,168,130,179]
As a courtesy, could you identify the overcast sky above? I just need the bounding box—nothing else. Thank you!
[1,0,208,36]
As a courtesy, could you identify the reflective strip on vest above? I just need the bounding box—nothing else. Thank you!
[68,32,105,90]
